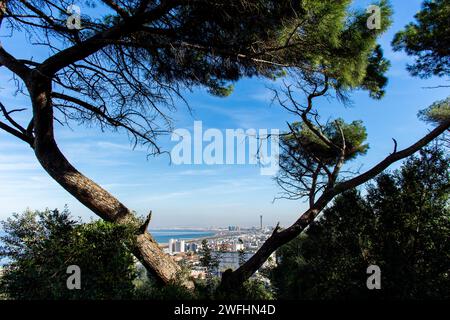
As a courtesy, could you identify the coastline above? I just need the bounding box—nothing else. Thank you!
[157,232,221,248]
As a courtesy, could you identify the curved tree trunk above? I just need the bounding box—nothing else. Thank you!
[27,71,190,288]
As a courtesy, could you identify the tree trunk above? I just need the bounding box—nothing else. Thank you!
[218,199,330,292]
[27,71,191,288]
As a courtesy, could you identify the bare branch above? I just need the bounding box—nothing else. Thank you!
[0,120,34,145]
[138,211,152,234]
[335,119,450,193]
[392,138,398,154]
[0,102,28,134]
[0,45,31,80]
[52,92,162,153]
[39,0,187,75]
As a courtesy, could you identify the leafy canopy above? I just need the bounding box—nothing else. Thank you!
[0,208,137,300]
[282,119,369,166]
[1,0,392,149]
[418,97,450,125]
[392,0,450,78]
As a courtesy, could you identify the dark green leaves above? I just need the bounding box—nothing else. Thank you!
[0,209,137,300]
[392,0,450,78]
[283,119,368,166]
[272,147,450,299]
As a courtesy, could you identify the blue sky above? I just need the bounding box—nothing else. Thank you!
[0,0,448,228]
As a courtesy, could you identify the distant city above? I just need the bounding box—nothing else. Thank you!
[159,216,276,282]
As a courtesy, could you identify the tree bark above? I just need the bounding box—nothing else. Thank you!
[26,70,190,288]
[219,120,450,290]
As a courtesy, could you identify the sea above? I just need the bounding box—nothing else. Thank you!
[0,229,214,245]
[149,229,215,244]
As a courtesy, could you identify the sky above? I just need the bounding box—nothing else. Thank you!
[0,0,448,228]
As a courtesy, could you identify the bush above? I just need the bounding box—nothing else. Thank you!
[0,208,138,300]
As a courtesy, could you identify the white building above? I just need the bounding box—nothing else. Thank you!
[233,242,245,252]
[168,239,185,254]
[213,251,253,273]
[168,239,176,254]
[175,240,185,253]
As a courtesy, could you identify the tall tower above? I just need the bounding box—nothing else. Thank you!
[260,215,263,230]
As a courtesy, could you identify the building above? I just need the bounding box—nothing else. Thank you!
[175,240,185,253]
[186,242,199,252]
[232,241,244,252]
[168,239,175,254]
[168,239,185,254]
[213,251,253,274]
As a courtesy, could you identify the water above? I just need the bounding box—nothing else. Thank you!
[149,229,215,244]
[0,229,215,243]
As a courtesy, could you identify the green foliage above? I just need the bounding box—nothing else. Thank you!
[0,208,137,300]
[272,147,450,299]
[362,45,391,99]
[208,84,235,98]
[392,0,450,78]
[284,118,369,166]
[418,97,450,125]
[134,272,273,300]
[199,240,219,276]
[191,277,222,300]
[215,279,274,300]
[197,239,220,295]
[323,0,392,97]
[20,0,392,97]
[278,0,393,99]
[133,0,391,97]
[240,279,274,300]
[133,277,198,300]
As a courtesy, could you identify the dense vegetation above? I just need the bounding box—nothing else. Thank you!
[272,147,450,300]
[0,208,138,299]
[392,0,450,78]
